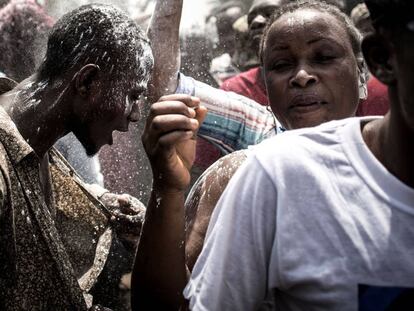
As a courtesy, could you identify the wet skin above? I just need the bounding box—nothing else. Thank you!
[73,78,147,156]
[262,9,360,129]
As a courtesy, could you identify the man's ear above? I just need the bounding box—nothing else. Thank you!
[74,64,100,98]
[362,33,396,85]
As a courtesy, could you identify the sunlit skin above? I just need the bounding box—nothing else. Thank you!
[73,76,147,156]
[262,9,360,129]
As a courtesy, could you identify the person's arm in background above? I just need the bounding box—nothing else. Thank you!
[146,0,278,154]
[131,95,207,310]
[146,0,182,103]
[131,1,193,309]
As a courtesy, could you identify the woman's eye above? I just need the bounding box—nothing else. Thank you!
[271,61,292,71]
[314,54,336,63]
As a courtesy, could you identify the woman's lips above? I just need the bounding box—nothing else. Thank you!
[289,95,328,113]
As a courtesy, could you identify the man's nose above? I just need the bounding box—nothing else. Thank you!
[289,68,318,88]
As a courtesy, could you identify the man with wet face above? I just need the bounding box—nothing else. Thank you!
[0,4,153,310]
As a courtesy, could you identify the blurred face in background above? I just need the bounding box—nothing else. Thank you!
[212,5,245,55]
[247,0,285,50]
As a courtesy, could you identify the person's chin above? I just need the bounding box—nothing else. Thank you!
[80,137,102,156]
[287,110,330,130]
[84,143,100,157]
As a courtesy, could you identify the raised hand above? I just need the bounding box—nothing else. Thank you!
[142,94,207,193]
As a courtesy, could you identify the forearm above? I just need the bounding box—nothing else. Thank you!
[147,0,183,101]
[131,188,188,310]
[193,79,277,151]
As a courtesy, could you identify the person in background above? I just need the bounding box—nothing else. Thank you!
[132,1,370,309]
[351,2,390,117]
[207,1,247,85]
[220,0,288,106]
[183,0,414,309]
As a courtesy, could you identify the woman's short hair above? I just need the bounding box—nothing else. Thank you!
[259,0,368,90]
[259,0,363,64]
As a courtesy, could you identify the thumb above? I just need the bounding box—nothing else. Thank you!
[195,105,207,127]
[117,194,131,207]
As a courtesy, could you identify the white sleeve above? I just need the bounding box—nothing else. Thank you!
[184,154,278,310]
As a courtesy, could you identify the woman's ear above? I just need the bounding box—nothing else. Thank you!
[74,64,101,98]
[362,33,396,85]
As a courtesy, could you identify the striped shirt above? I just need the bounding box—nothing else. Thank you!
[176,73,282,154]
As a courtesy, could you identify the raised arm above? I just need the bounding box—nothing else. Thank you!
[131,94,206,310]
[145,0,277,151]
[146,0,183,102]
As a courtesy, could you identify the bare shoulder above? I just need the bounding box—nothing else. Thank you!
[185,150,248,269]
[206,150,248,188]
[185,150,247,219]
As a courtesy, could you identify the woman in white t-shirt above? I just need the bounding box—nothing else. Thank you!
[132,1,372,309]
[182,0,414,310]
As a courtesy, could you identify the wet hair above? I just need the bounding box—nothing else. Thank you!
[38,4,153,85]
[259,1,363,64]
[365,0,414,29]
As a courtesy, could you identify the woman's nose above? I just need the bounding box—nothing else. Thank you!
[289,69,318,88]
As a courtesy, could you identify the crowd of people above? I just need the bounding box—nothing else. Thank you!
[0,0,413,310]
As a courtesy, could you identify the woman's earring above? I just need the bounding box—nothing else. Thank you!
[358,71,368,100]
[266,104,272,113]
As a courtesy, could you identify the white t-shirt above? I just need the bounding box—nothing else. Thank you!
[184,117,414,311]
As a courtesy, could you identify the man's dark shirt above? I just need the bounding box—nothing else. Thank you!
[0,82,88,310]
